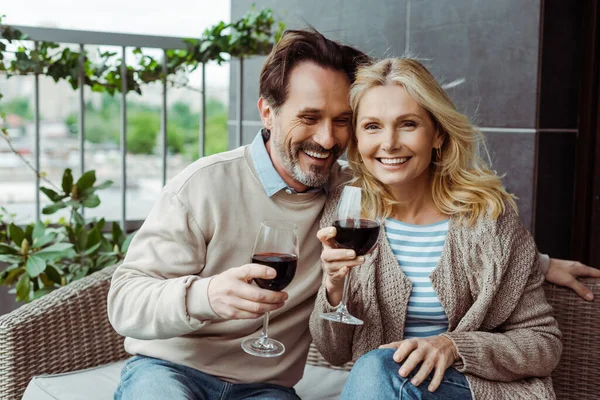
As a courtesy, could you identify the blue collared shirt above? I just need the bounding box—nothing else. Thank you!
[250,129,325,197]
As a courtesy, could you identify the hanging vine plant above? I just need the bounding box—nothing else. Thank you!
[0,7,285,95]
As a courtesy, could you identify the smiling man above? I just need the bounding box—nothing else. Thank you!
[107,29,367,400]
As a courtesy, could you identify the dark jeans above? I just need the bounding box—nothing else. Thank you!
[114,355,300,400]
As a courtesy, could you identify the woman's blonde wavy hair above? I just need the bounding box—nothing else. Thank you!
[347,58,517,225]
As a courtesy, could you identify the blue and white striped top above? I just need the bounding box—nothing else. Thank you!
[385,218,450,339]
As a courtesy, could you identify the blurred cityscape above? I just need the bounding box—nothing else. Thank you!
[0,65,230,224]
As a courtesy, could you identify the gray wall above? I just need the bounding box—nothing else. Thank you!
[230,0,542,230]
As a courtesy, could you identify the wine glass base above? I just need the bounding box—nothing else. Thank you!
[241,337,285,358]
[320,311,364,325]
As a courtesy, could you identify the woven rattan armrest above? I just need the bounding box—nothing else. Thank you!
[543,277,600,400]
[0,265,128,400]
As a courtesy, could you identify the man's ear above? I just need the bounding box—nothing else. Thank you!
[258,97,273,130]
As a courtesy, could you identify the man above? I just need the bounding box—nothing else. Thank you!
[108,28,599,400]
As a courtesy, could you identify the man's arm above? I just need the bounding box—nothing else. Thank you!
[542,254,600,301]
[107,189,286,340]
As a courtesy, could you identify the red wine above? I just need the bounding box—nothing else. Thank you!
[252,253,298,291]
[333,219,380,256]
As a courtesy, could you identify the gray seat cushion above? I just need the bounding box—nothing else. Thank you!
[22,359,349,400]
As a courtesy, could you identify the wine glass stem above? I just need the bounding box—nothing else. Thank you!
[338,269,352,312]
[259,311,270,345]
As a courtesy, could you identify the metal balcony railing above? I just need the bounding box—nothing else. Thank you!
[4,26,246,229]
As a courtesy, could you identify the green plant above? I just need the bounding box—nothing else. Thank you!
[0,7,285,302]
[0,8,285,96]
[0,169,134,302]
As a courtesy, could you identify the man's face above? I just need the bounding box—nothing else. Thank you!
[259,61,352,191]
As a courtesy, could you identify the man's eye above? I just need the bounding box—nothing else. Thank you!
[302,116,318,123]
[335,118,350,125]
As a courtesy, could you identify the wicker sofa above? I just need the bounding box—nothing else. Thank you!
[0,265,598,400]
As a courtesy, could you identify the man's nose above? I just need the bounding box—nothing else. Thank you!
[313,121,335,150]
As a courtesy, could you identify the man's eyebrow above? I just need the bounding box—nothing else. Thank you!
[298,107,322,114]
[336,111,353,118]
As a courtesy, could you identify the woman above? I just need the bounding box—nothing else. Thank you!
[309,58,562,399]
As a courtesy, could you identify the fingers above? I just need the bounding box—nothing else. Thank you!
[233,263,277,282]
[232,280,288,304]
[393,339,417,363]
[379,341,402,349]
[566,278,595,301]
[428,362,446,392]
[398,347,424,378]
[227,296,285,316]
[317,227,338,248]
[573,262,600,278]
[410,358,435,387]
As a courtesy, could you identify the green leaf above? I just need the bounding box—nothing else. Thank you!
[16,273,31,302]
[26,255,47,278]
[83,242,102,256]
[42,202,67,214]
[62,168,73,194]
[73,211,85,226]
[25,224,34,242]
[33,231,57,249]
[95,254,118,269]
[81,194,100,208]
[76,170,96,192]
[7,223,25,246]
[121,232,136,253]
[35,243,74,260]
[64,200,81,208]
[112,222,125,247]
[40,187,63,202]
[96,218,106,232]
[77,228,88,252]
[0,254,22,264]
[44,264,62,285]
[0,243,19,255]
[72,265,90,281]
[32,221,45,243]
[0,267,24,285]
[83,180,113,195]
[33,287,56,299]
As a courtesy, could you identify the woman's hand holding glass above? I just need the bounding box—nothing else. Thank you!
[379,336,459,393]
[317,227,365,306]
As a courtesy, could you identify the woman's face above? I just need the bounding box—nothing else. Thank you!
[355,84,442,191]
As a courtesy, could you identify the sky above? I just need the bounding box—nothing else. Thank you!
[2,1,232,84]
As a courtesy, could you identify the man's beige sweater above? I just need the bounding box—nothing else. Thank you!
[107,145,349,387]
[310,186,562,399]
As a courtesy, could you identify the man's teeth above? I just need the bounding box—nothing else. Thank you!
[379,157,409,165]
[304,150,329,159]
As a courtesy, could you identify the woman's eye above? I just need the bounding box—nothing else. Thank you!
[364,124,378,130]
[403,121,417,128]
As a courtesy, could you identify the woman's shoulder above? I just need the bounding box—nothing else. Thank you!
[453,201,524,239]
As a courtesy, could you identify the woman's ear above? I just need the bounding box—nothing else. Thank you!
[434,129,445,150]
[257,97,273,130]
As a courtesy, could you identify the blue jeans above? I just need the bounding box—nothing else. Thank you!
[114,355,300,400]
[342,349,472,400]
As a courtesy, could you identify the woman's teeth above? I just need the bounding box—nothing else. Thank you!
[379,157,410,165]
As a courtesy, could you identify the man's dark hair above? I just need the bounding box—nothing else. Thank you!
[259,28,371,111]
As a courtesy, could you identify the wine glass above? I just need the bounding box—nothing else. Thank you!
[241,219,299,357]
[320,186,380,325]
